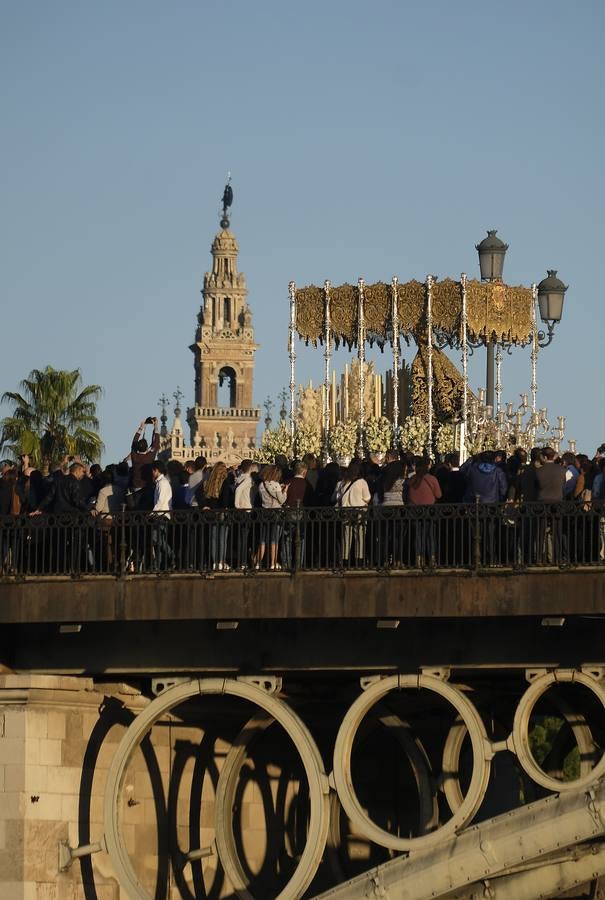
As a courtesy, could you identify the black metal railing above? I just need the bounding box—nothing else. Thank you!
[1,502,604,578]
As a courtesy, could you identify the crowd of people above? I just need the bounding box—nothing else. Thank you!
[1,415,605,573]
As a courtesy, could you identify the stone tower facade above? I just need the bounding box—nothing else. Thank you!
[167,193,260,465]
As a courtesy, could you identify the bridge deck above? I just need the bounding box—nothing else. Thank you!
[1,567,604,624]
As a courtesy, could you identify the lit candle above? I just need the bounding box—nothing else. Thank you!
[344,364,349,419]
[557,416,565,430]
[331,370,337,426]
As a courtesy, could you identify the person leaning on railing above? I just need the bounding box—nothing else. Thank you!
[27,461,93,574]
[0,467,21,574]
[233,460,258,569]
[405,457,442,568]
[199,462,234,572]
[590,458,605,563]
[256,465,287,570]
[30,461,91,515]
[333,460,371,568]
[378,460,407,568]
[280,460,314,569]
[148,460,173,571]
[94,462,129,571]
[460,452,508,566]
[534,447,566,565]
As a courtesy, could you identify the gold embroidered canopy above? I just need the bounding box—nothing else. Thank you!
[294,279,533,347]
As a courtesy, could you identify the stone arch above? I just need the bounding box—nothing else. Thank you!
[218,366,237,408]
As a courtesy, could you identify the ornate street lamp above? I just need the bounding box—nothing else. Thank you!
[536,270,568,347]
[476,230,509,409]
[476,230,508,282]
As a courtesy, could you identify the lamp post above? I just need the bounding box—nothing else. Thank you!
[475,232,569,411]
[536,270,568,347]
[475,230,508,411]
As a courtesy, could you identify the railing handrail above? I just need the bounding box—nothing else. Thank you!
[1,500,604,578]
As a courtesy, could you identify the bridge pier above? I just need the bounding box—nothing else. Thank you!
[0,675,149,899]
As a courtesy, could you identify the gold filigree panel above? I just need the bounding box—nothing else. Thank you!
[363,282,391,339]
[465,280,532,344]
[397,280,424,334]
[295,279,533,346]
[432,278,461,334]
[294,285,324,345]
[330,284,357,347]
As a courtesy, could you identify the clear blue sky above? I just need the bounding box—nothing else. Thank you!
[1,1,603,461]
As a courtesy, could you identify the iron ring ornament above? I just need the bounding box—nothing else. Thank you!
[98,668,605,899]
[103,678,331,900]
[510,670,605,793]
[331,674,494,852]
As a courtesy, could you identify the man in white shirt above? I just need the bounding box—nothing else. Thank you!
[151,461,173,512]
[150,461,173,569]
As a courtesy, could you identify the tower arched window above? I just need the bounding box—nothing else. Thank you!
[218,366,237,408]
[223,297,230,324]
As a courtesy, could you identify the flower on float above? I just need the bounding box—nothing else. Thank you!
[399,415,429,455]
[328,419,358,460]
[251,423,293,463]
[364,416,393,453]
[294,422,322,458]
[435,422,456,456]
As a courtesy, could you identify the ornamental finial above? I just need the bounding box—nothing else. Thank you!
[220,173,233,229]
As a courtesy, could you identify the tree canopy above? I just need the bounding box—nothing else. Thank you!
[1,366,103,470]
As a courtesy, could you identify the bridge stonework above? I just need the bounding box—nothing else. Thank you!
[3,567,605,899]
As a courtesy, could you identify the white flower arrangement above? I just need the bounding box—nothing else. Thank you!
[399,415,429,455]
[251,423,293,463]
[364,416,393,453]
[294,422,322,458]
[328,419,358,461]
[434,422,456,456]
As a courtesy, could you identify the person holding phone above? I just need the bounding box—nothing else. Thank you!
[130,417,161,490]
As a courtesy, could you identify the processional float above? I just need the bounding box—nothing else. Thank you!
[287,273,563,460]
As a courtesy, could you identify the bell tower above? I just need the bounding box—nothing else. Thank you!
[187,181,260,460]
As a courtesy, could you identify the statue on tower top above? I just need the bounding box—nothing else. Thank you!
[220,174,233,229]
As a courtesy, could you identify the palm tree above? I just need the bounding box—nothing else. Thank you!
[1,366,103,473]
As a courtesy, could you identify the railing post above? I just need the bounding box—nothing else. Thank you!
[293,501,302,574]
[473,496,481,571]
[119,504,127,576]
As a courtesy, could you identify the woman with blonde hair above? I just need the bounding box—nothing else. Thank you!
[198,462,233,571]
[257,465,286,570]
